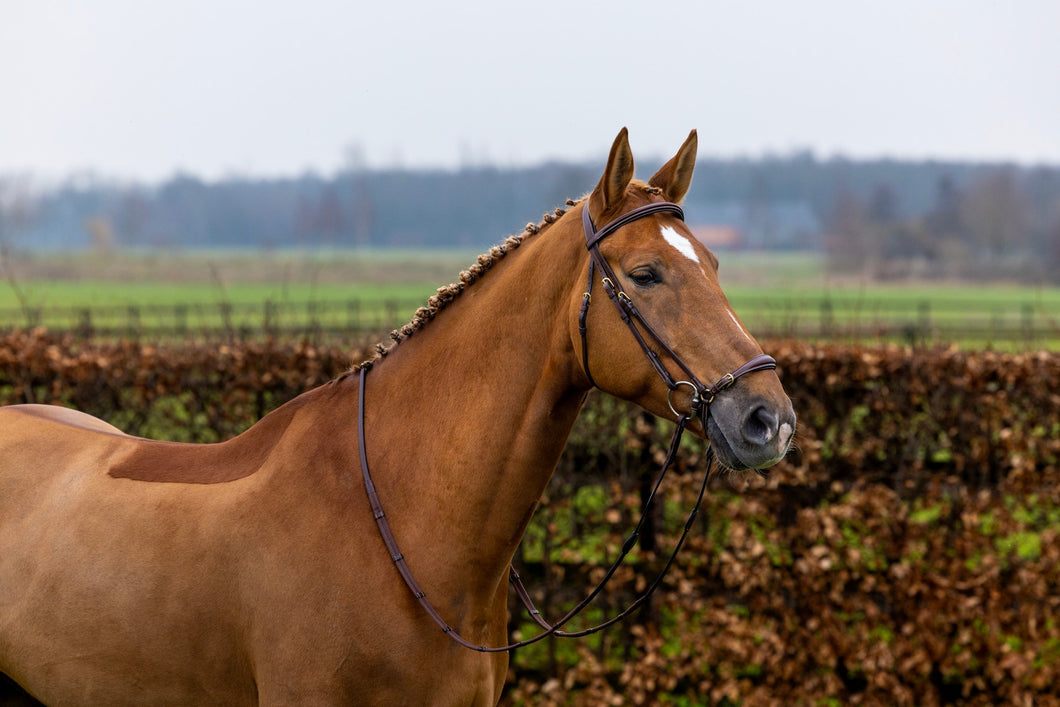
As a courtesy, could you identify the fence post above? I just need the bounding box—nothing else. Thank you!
[819,296,834,338]
[347,300,361,333]
[127,305,141,338]
[77,308,93,338]
[263,300,277,338]
[219,302,234,340]
[174,304,188,338]
[306,301,321,343]
[918,301,931,345]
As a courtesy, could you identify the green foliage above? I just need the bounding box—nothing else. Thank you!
[909,500,944,525]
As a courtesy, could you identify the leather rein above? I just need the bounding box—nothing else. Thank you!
[357,200,776,652]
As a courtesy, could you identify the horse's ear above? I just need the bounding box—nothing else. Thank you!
[591,128,635,216]
[649,129,697,204]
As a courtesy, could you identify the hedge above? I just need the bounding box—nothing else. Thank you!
[1,330,1058,705]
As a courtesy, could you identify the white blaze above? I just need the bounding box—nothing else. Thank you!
[727,309,754,343]
[660,225,700,264]
[659,223,754,344]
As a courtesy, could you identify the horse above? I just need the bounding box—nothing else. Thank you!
[0,128,795,705]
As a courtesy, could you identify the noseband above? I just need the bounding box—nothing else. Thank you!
[357,200,778,653]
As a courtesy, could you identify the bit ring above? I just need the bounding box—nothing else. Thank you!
[667,381,703,418]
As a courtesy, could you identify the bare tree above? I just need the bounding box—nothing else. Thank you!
[0,175,40,327]
[960,169,1030,259]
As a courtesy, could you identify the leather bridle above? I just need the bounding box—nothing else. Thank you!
[357,200,777,653]
[579,200,778,425]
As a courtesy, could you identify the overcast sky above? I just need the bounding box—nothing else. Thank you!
[2,1,1058,183]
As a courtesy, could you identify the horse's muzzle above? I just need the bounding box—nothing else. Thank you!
[705,395,796,471]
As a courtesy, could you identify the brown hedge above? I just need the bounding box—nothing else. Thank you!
[1,329,1058,705]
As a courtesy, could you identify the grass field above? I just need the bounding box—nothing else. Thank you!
[1,250,1057,348]
[0,248,473,304]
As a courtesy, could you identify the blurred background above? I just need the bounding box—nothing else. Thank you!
[1,1,1059,346]
[3,4,1060,704]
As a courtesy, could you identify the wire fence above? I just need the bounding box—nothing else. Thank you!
[0,299,421,344]
[0,296,1056,349]
[730,293,1060,349]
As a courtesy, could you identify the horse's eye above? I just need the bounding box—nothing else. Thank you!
[629,268,659,287]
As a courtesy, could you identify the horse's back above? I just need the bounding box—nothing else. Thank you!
[0,403,127,436]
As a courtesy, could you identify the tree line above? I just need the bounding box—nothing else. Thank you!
[2,153,1058,281]
[825,168,1060,281]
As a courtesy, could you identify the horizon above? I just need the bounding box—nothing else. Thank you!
[7,147,1060,193]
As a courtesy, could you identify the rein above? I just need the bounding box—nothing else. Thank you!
[357,200,776,653]
[359,367,705,652]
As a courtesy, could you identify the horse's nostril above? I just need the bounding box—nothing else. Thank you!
[743,405,780,446]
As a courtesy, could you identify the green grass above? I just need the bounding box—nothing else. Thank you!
[0,279,435,309]
[2,250,1057,348]
[0,249,473,335]
[724,283,1060,349]
[0,248,473,306]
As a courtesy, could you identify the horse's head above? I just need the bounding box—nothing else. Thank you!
[572,128,795,471]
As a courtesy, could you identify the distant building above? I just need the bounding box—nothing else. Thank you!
[688,224,744,250]
[683,200,822,251]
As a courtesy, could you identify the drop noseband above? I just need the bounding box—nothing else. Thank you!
[357,200,777,653]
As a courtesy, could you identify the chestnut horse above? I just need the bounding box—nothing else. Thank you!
[0,129,794,705]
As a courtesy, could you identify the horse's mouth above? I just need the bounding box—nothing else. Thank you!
[705,414,791,474]
[705,415,749,471]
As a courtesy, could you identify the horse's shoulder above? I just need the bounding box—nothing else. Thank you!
[0,404,263,484]
[109,391,316,485]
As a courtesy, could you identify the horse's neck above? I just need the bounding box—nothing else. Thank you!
[359,227,587,606]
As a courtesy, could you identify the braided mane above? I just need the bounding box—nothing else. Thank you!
[353,200,578,371]
[351,182,666,372]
